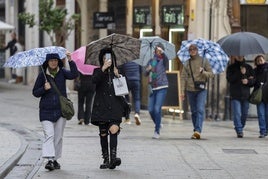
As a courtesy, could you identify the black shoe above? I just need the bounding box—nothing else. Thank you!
[100,158,109,169]
[45,160,55,171]
[237,132,244,138]
[109,158,121,169]
[53,160,61,169]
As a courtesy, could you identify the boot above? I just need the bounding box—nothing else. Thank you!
[109,147,121,169]
[99,151,109,169]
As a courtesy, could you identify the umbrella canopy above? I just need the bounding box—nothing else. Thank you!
[217,32,268,56]
[0,20,14,31]
[177,38,229,74]
[4,46,66,68]
[85,33,141,66]
[134,36,176,66]
[71,46,98,75]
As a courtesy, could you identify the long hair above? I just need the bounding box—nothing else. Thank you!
[98,48,117,68]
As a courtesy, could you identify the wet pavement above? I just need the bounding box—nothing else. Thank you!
[0,81,268,179]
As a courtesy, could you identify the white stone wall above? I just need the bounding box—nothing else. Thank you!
[188,0,230,41]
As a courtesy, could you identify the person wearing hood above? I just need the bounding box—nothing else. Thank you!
[226,56,254,138]
[145,43,169,139]
[91,48,125,170]
[32,52,78,171]
[180,44,214,140]
[252,55,268,138]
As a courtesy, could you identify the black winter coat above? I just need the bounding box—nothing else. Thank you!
[226,60,255,100]
[91,68,124,126]
[32,61,78,122]
[253,63,268,89]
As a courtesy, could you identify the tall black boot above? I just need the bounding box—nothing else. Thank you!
[99,135,109,169]
[109,147,121,169]
[109,130,121,169]
[100,150,109,169]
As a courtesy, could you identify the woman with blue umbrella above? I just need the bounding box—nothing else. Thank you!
[32,52,78,171]
[180,44,214,139]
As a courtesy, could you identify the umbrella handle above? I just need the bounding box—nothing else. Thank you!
[40,66,48,81]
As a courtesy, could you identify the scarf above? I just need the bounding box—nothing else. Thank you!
[149,54,163,85]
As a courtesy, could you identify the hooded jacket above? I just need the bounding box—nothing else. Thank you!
[32,54,78,122]
[91,48,124,126]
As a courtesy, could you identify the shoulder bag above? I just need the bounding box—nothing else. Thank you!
[49,78,75,120]
[189,59,206,90]
[249,87,262,104]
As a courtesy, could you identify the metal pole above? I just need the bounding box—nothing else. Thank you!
[208,0,215,120]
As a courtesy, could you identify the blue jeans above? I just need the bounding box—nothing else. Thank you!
[231,99,249,134]
[125,80,141,114]
[187,90,207,133]
[256,102,268,135]
[148,88,167,134]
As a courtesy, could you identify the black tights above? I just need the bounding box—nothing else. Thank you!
[99,123,119,152]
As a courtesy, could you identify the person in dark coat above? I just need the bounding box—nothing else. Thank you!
[226,56,254,138]
[32,52,78,171]
[76,72,96,125]
[0,32,18,82]
[252,55,268,138]
[91,48,124,170]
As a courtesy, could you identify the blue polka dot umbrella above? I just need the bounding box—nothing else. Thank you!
[177,38,229,74]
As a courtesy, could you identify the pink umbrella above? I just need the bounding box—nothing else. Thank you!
[71,46,98,75]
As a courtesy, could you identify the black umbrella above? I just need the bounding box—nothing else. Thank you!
[217,32,268,56]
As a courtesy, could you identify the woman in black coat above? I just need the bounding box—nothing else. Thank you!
[252,55,268,138]
[91,48,124,169]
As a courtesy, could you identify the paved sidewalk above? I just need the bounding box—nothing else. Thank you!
[1,81,268,179]
[0,125,22,178]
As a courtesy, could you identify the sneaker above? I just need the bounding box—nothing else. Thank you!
[237,132,244,138]
[124,119,131,124]
[259,134,265,138]
[152,132,160,139]
[45,160,55,171]
[191,131,201,139]
[134,113,141,126]
[78,119,84,125]
[8,79,16,84]
[53,160,61,169]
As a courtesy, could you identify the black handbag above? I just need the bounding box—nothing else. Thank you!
[189,59,206,90]
[120,96,131,117]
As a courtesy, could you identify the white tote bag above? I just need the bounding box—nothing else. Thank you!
[112,76,129,96]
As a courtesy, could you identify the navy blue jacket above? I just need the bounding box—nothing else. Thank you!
[122,62,141,81]
[32,61,78,122]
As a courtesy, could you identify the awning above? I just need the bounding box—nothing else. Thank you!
[0,20,15,31]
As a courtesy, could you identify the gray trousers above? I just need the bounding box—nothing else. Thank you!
[41,117,66,160]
